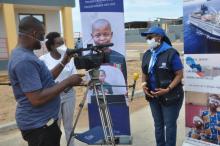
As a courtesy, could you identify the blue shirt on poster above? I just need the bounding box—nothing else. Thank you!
[8,48,60,131]
[201,111,220,144]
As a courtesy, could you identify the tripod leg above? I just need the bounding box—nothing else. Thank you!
[100,84,116,146]
[67,87,89,146]
[93,85,111,145]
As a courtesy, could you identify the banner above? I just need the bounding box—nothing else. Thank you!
[183,0,220,145]
[79,0,131,144]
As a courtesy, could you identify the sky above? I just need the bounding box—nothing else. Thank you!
[72,0,183,32]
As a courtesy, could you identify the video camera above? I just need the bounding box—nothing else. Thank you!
[64,43,113,70]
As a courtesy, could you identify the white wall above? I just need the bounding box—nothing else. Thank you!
[0,7,61,37]
[15,8,61,34]
[14,7,62,56]
[0,5,63,61]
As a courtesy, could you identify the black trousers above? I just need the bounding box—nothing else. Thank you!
[21,121,62,146]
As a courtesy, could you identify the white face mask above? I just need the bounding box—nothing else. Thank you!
[56,44,67,56]
[146,38,160,49]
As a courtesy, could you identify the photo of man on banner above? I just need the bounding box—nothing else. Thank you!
[90,18,127,82]
[79,0,131,142]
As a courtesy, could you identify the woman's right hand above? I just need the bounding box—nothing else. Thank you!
[143,86,154,98]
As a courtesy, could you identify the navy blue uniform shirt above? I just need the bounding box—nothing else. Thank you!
[142,43,183,91]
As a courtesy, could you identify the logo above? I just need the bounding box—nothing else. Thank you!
[159,62,168,69]
[186,57,204,77]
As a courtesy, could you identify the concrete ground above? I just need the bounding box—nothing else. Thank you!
[0,42,185,146]
[0,100,186,146]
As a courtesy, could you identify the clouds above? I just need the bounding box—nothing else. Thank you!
[72,0,82,32]
[72,0,183,32]
[124,0,183,22]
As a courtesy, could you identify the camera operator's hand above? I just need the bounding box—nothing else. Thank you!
[67,74,84,86]
[61,52,73,65]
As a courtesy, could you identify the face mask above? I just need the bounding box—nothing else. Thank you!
[19,32,46,50]
[56,44,67,56]
[146,38,160,49]
[34,38,47,50]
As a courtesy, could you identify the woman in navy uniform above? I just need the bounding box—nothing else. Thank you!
[141,26,184,146]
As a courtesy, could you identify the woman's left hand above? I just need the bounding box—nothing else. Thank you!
[151,88,169,97]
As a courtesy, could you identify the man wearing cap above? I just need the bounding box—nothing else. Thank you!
[141,26,184,146]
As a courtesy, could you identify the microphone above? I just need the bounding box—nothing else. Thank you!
[131,73,139,101]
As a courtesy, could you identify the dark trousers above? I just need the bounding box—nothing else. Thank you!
[21,121,62,146]
[149,97,183,146]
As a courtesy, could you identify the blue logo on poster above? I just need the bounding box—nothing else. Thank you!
[186,57,205,77]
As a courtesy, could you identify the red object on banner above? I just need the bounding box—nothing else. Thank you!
[185,103,207,128]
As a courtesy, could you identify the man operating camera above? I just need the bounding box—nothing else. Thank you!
[8,16,83,146]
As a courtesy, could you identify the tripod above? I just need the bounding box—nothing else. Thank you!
[67,69,116,146]
[67,70,139,146]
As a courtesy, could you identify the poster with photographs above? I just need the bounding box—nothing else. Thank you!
[184,0,220,145]
[185,92,220,146]
[79,0,131,141]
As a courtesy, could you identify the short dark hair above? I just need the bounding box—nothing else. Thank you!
[19,16,44,33]
[45,32,61,52]
[99,70,106,75]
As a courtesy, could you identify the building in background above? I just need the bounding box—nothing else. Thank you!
[0,0,75,70]
[125,17,183,43]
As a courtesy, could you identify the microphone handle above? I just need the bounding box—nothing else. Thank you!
[131,80,136,99]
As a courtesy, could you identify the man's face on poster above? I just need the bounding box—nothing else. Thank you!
[99,71,106,83]
[91,25,113,46]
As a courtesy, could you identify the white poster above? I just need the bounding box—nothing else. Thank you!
[184,54,220,94]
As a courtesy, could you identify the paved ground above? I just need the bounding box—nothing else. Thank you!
[0,99,186,146]
[0,42,185,146]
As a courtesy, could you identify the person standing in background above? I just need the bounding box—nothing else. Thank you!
[40,32,77,146]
